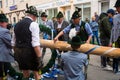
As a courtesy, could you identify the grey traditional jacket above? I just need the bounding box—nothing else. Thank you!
[61,51,88,80]
[54,20,69,41]
[0,27,14,62]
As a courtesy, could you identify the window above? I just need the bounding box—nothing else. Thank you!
[83,3,91,21]
[13,17,16,23]
[83,7,91,21]
[53,9,57,17]
[0,1,2,8]
[20,0,24,2]
[48,9,57,19]
[6,0,8,7]
[101,2,109,12]
[67,10,70,21]
[13,0,15,5]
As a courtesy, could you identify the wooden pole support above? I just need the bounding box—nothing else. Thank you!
[40,39,120,58]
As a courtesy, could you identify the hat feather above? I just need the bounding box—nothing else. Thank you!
[69,28,77,40]
[26,3,29,9]
[75,7,81,12]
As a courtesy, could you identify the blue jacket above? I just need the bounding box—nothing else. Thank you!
[0,27,14,62]
[61,51,88,80]
[90,21,98,31]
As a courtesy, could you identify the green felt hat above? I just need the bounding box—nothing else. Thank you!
[25,4,38,17]
[68,36,81,46]
[41,12,47,17]
[56,11,63,18]
[71,11,81,19]
[114,0,120,7]
[0,14,8,22]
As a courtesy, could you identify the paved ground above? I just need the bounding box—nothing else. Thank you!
[88,55,120,80]
[11,48,120,80]
[43,49,120,80]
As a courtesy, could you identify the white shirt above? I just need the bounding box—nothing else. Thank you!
[57,21,63,28]
[11,16,40,47]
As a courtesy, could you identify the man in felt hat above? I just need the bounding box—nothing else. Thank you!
[40,12,54,40]
[0,14,23,80]
[40,12,54,59]
[109,0,120,73]
[61,35,88,80]
[54,11,69,41]
[54,11,69,67]
[40,12,53,29]
[12,4,43,80]
[0,13,14,80]
[54,10,93,44]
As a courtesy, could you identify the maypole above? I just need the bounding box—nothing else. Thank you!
[40,39,120,58]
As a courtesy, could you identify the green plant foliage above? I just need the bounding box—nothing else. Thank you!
[40,49,57,74]
[39,24,51,35]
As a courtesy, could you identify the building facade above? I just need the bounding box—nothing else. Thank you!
[0,0,117,24]
[37,0,117,21]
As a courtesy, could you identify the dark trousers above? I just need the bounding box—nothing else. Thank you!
[113,58,119,73]
[100,39,110,67]
[42,47,46,59]
[0,62,10,77]
[113,40,120,73]
[101,56,110,67]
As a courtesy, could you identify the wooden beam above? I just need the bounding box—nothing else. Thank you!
[40,39,120,58]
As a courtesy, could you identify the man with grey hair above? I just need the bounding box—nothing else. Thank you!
[12,4,43,80]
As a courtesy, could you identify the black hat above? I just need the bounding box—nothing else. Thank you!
[68,36,81,46]
[56,11,63,18]
[41,12,47,17]
[107,9,115,15]
[71,11,81,19]
[0,14,8,22]
[114,0,120,7]
[25,4,38,17]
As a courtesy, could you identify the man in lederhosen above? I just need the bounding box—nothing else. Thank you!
[12,4,43,80]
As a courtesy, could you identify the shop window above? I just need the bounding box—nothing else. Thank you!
[48,9,58,19]
[0,1,2,8]
[66,10,70,22]
[53,9,57,17]
[48,9,52,19]
[101,2,109,12]
[6,0,8,7]
[83,7,91,21]
[20,0,24,2]
[13,17,16,23]
[13,0,15,5]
